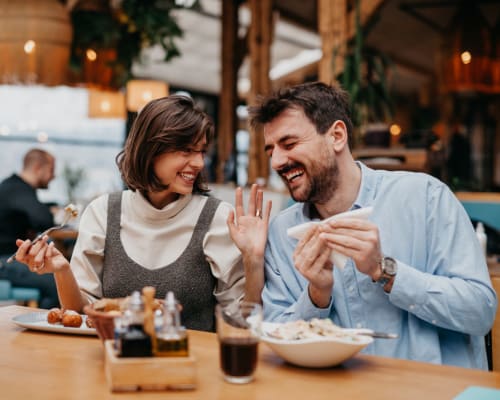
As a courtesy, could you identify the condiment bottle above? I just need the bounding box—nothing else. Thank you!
[120,291,153,357]
[155,291,188,357]
[113,315,127,353]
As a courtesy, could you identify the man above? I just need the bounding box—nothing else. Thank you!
[245,82,496,370]
[0,148,59,308]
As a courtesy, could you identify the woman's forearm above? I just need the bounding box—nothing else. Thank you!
[242,253,265,304]
[54,264,89,312]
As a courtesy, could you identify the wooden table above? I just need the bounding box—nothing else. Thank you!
[1,305,499,399]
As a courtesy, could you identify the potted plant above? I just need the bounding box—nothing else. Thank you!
[62,164,86,203]
[334,0,394,147]
[68,0,200,88]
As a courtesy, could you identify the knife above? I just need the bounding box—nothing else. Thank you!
[343,328,398,339]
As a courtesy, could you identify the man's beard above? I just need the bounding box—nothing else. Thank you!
[282,154,339,204]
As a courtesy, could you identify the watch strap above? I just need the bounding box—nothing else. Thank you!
[377,256,397,286]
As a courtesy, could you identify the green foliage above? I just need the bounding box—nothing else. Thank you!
[70,0,200,87]
[62,164,86,203]
[334,0,394,128]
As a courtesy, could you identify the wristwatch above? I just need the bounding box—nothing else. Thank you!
[377,256,397,287]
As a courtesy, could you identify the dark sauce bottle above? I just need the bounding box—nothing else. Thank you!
[120,291,153,357]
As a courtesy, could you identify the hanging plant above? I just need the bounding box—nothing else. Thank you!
[62,164,86,203]
[333,0,394,132]
[68,0,200,88]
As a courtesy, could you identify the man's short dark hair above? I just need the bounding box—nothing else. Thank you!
[248,81,354,146]
[23,148,53,170]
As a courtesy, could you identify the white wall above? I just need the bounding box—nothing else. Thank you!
[0,85,124,206]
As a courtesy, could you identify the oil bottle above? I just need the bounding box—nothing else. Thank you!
[155,291,189,357]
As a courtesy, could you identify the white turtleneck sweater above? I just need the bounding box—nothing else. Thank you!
[70,190,245,307]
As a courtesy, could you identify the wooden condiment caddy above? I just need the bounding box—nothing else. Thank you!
[104,340,197,392]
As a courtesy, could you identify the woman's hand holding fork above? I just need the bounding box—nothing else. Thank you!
[14,236,70,274]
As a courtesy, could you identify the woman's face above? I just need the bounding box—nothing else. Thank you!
[152,136,207,199]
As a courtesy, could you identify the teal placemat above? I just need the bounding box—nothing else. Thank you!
[454,386,500,399]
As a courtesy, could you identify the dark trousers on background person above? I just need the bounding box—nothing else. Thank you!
[0,256,59,309]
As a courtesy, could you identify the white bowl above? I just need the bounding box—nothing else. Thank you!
[261,322,373,368]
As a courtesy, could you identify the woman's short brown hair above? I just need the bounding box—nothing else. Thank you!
[116,95,214,193]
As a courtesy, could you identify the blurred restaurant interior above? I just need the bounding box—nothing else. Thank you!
[1,0,500,218]
[4,0,500,393]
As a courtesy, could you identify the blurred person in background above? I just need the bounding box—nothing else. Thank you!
[12,96,267,332]
[447,123,472,189]
[0,148,59,308]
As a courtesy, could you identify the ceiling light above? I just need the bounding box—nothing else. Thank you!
[126,80,168,112]
[440,2,492,93]
[86,49,97,62]
[24,40,36,54]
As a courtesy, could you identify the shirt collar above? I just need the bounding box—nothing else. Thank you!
[352,161,378,209]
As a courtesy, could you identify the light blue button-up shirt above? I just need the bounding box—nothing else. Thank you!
[262,162,497,369]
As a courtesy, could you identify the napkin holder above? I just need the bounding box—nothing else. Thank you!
[104,340,196,392]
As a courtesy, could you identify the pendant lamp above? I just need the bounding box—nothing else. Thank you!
[440,1,492,93]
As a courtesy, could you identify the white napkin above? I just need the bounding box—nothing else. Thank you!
[287,207,373,269]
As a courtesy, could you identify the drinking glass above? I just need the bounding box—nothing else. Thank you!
[215,302,262,384]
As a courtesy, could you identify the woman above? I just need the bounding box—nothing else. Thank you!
[14,95,269,331]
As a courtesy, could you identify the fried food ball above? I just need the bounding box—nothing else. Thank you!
[62,310,83,328]
[47,308,63,324]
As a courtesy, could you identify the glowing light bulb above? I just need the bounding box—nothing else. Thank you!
[390,124,401,136]
[86,49,97,61]
[100,100,111,112]
[142,90,153,102]
[461,51,472,64]
[37,131,49,143]
[24,40,36,54]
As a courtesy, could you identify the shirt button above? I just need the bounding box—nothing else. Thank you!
[356,323,362,329]
[409,304,415,310]
[432,320,437,324]
[349,286,355,293]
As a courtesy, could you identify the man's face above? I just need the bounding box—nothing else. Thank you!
[263,108,339,204]
[37,157,55,189]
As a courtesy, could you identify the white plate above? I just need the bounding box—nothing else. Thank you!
[260,322,373,368]
[12,312,97,336]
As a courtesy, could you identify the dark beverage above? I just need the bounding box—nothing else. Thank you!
[220,337,258,377]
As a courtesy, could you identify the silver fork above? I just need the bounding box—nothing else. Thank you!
[6,208,75,264]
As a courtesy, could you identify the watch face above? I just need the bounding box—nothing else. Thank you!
[382,257,397,275]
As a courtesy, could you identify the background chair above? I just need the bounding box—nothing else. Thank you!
[0,279,40,307]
